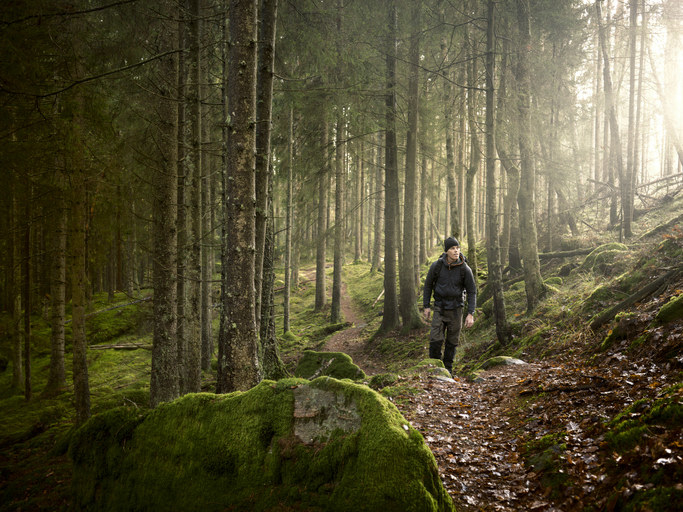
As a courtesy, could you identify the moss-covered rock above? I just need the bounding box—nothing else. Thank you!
[656,293,683,324]
[369,372,400,390]
[407,359,452,379]
[581,243,628,273]
[480,356,527,370]
[69,378,454,512]
[295,350,366,380]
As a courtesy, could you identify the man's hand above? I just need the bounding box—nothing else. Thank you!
[464,313,474,328]
[423,307,431,320]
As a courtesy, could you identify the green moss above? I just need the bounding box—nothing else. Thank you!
[620,487,683,512]
[295,350,366,381]
[69,378,455,512]
[606,387,683,453]
[369,373,399,390]
[656,293,683,324]
[85,301,150,345]
[581,242,628,270]
[523,432,569,498]
[544,277,563,287]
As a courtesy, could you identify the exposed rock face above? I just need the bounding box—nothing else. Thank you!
[293,386,361,444]
[69,377,454,512]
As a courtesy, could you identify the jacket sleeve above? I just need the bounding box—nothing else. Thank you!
[423,262,436,309]
[464,266,477,315]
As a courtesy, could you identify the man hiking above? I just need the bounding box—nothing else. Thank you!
[423,237,477,375]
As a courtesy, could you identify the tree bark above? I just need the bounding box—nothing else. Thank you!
[44,193,67,396]
[372,131,383,273]
[217,0,261,392]
[255,0,278,333]
[515,0,545,312]
[485,0,510,344]
[283,106,293,331]
[315,115,328,311]
[10,177,23,389]
[624,0,638,238]
[465,27,480,276]
[442,39,459,239]
[22,177,32,401]
[150,2,180,407]
[379,0,400,333]
[186,0,202,394]
[331,112,344,324]
[399,0,423,330]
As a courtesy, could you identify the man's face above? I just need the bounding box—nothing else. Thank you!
[447,245,460,261]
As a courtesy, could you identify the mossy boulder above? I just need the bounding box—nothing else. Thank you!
[656,293,683,324]
[581,243,628,274]
[295,350,366,380]
[480,355,527,370]
[69,378,454,512]
[408,359,452,379]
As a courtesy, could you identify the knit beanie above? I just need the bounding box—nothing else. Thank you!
[444,237,459,251]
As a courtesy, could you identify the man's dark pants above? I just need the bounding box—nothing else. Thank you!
[429,308,463,373]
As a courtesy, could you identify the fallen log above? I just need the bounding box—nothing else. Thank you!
[89,344,153,350]
[538,247,594,260]
[590,267,682,331]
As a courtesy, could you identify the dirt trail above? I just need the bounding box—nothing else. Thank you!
[319,281,384,376]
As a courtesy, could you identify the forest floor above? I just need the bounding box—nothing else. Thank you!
[320,269,683,511]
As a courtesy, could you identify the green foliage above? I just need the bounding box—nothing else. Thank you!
[69,378,455,511]
[581,243,628,274]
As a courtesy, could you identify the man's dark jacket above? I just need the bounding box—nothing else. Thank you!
[423,253,477,315]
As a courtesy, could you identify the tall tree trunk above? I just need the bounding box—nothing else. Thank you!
[22,178,32,401]
[484,0,510,344]
[283,106,293,332]
[315,116,328,311]
[150,4,180,407]
[176,4,188,394]
[10,176,23,390]
[331,112,344,324]
[371,131,383,273]
[200,47,212,372]
[217,0,261,392]
[379,0,400,333]
[624,0,638,238]
[255,0,278,333]
[495,37,520,270]
[185,0,202,393]
[419,147,428,265]
[400,0,422,330]
[355,139,364,263]
[260,176,288,380]
[465,29,480,276]
[330,0,345,325]
[515,0,545,312]
[44,193,67,396]
[442,39,459,239]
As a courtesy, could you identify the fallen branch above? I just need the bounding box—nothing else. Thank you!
[590,267,682,331]
[372,288,385,308]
